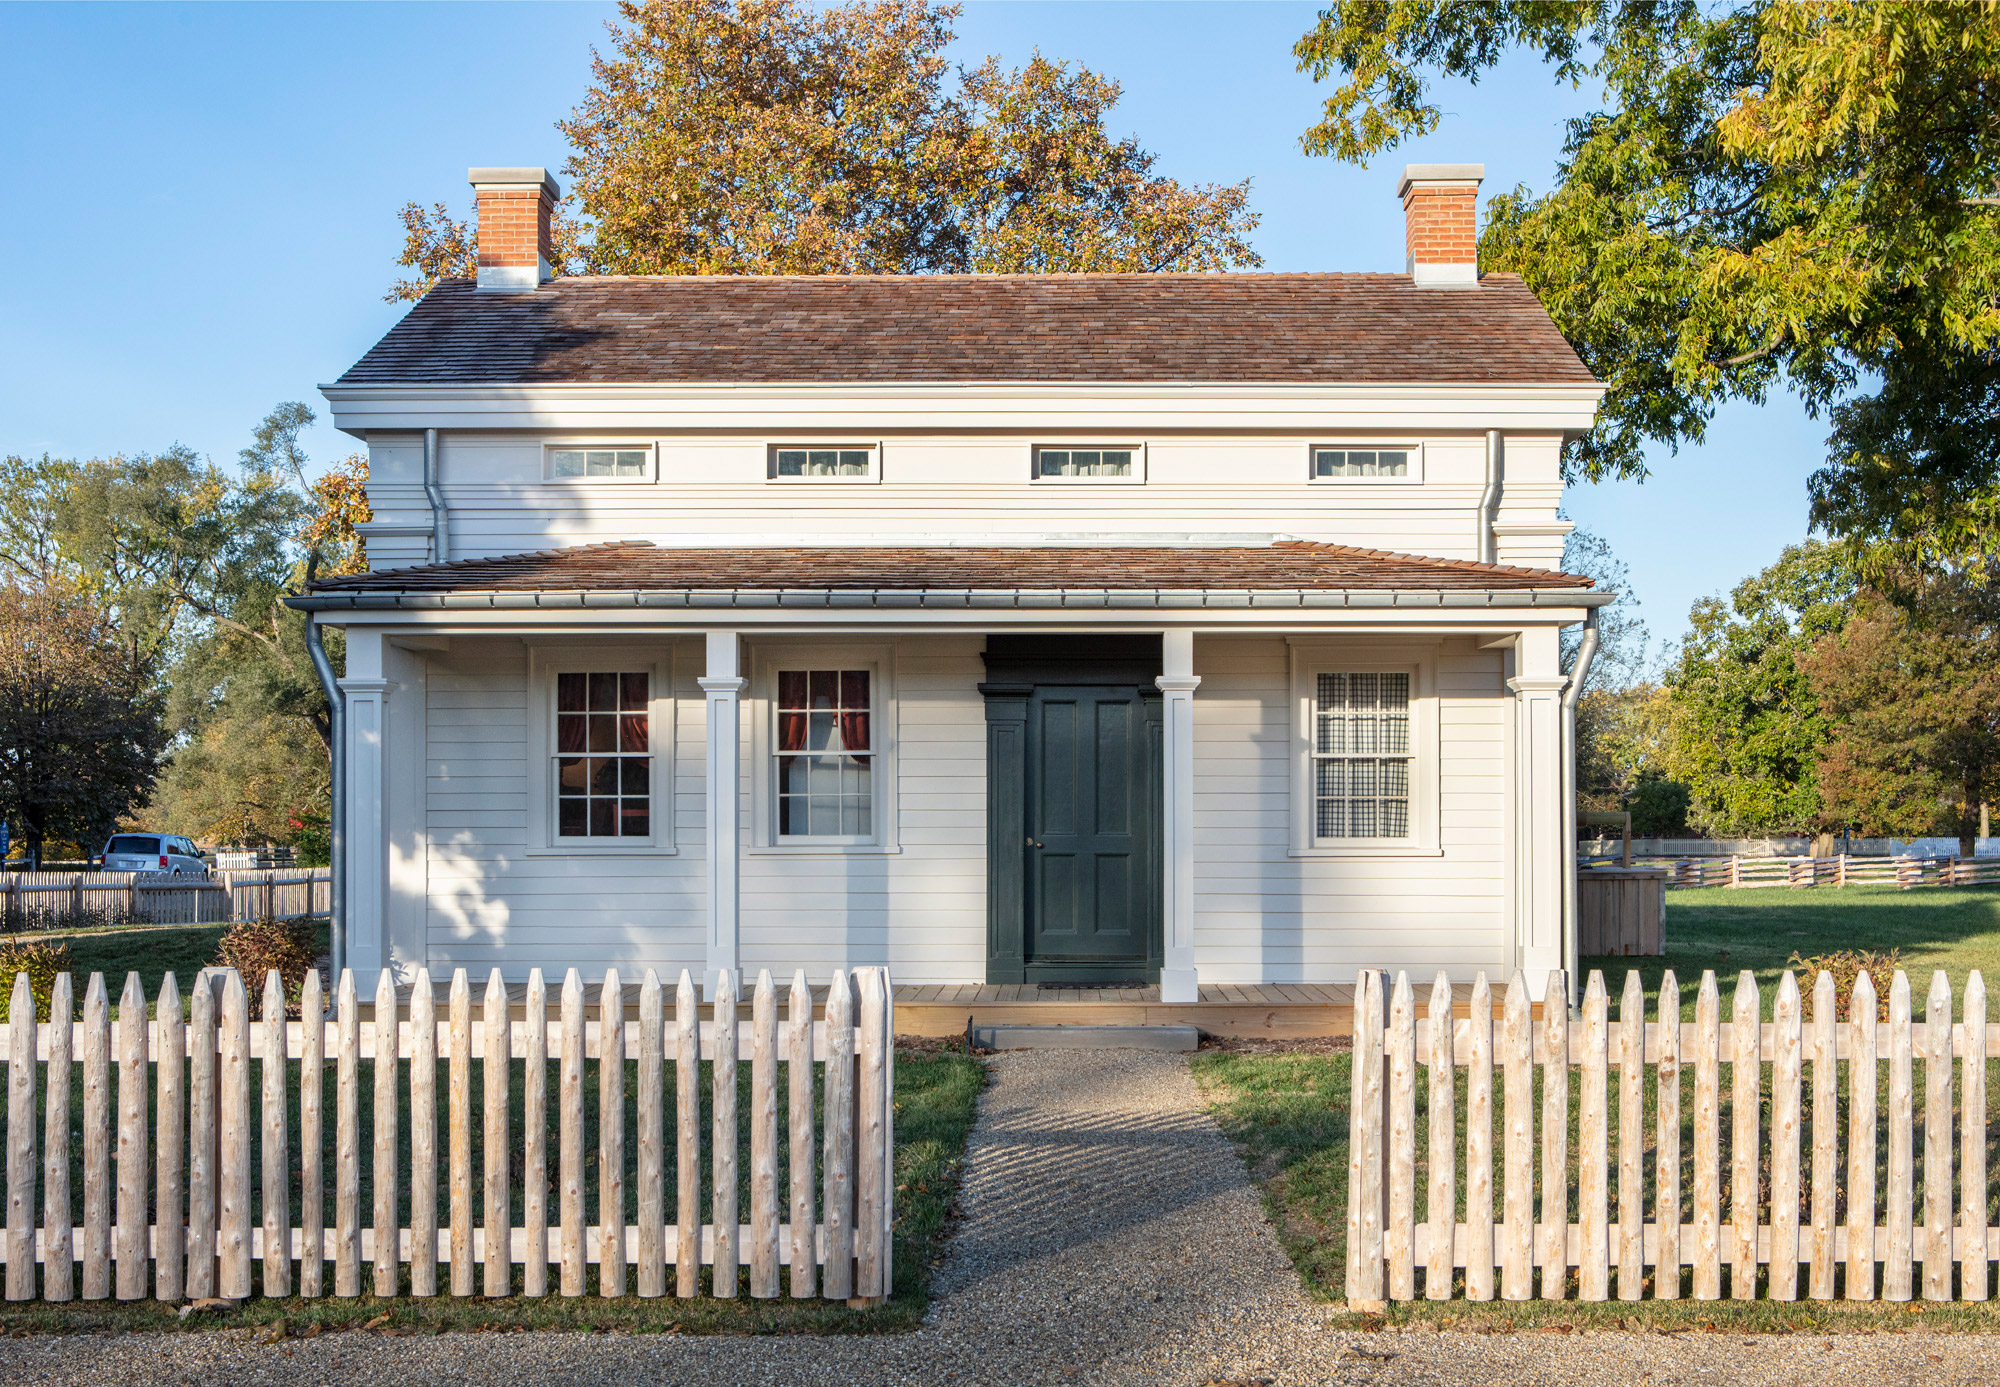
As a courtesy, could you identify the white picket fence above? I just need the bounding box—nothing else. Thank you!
[0,965,894,1304]
[1657,854,2000,891]
[1347,965,1997,1306]
[1,870,331,927]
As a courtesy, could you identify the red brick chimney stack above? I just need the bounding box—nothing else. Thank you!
[469,167,559,292]
[1397,164,1483,288]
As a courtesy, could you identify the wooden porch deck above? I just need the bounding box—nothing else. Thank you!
[363,978,1512,1040]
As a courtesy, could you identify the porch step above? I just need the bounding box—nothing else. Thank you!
[970,1023,1201,1052]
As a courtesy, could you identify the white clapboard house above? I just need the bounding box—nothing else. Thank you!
[292,161,1607,1028]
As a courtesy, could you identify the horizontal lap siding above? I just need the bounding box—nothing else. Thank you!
[738,637,988,985]
[1190,635,1507,984]
[423,641,705,975]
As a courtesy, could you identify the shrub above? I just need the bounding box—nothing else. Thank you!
[212,916,319,1017]
[0,936,74,1022]
[1789,947,1901,1021]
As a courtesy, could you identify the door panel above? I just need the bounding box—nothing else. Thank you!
[1025,685,1157,975]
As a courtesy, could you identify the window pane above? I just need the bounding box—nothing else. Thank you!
[620,803,650,837]
[1380,450,1409,476]
[808,450,837,475]
[840,712,870,754]
[1314,449,1344,477]
[620,712,648,753]
[614,451,646,477]
[1100,450,1133,475]
[557,714,586,754]
[620,672,648,710]
[589,714,617,752]
[551,450,585,478]
[809,709,836,751]
[809,670,837,707]
[590,758,619,795]
[589,799,615,837]
[843,795,872,835]
[1040,450,1070,475]
[838,450,870,475]
[557,672,586,712]
[778,755,808,795]
[778,670,808,708]
[557,757,587,792]
[840,669,869,708]
[776,450,805,476]
[558,799,587,836]
[1350,450,1378,476]
[621,758,651,795]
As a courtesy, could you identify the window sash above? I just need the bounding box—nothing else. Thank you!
[554,670,652,839]
[771,446,875,478]
[1036,446,1136,478]
[1312,448,1411,479]
[1311,671,1412,840]
[548,447,650,480]
[774,668,873,838]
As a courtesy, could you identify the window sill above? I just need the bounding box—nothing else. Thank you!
[1287,843,1443,859]
[747,843,903,857]
[523,843,678,858]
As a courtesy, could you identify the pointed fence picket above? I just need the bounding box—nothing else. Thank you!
[1350,965,2000,1303]
[0,964,896,1304]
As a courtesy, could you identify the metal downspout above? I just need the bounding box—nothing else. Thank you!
[1478,430,1504,565]
[306,610,346,986]
[1560,609,1601,1008]
[424,427,447,563]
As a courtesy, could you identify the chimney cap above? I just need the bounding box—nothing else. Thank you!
[468,166,561,199]
[1396,163,1485,197]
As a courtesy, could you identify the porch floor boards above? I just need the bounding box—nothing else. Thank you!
[363,979,1516,1039]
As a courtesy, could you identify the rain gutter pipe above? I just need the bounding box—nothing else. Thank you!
[305,597,346,987]
[1559,608,1600,1008]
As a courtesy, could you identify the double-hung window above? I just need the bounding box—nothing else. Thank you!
[1290,644,1438,856]
[1312,673,1411,839]
[529,648,673,855]
[775,669,873,837]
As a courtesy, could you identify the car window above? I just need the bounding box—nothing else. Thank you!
[107,835,158,855]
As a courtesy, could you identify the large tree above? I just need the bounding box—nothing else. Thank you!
[391,0,1260,298]
[1801,581,2000,856]
[1662,540,1856,836]
[1294,0,2000,559]
[0,578,167,863]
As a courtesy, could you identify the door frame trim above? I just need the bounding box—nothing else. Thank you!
[980,636,1164,985]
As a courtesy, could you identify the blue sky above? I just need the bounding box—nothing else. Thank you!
[0,0,1822,652]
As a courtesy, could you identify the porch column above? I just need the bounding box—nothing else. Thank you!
[339,628,391,991]
[1157,630,1201,1003]
[700,630,746,999]
[1508,627,1567,1000]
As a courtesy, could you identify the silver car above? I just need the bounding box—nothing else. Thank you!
[102,833,207,875]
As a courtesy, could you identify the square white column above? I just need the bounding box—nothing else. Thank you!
[1508,627,1567,999]
[1158,630,1201,1004]
[339,628,390,991]
[699,631,746,1000]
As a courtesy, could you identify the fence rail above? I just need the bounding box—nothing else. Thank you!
[0,964,894,1304]
[1347,964,1996,1306]
[1631,854,2000,892]
[1,869,330,926]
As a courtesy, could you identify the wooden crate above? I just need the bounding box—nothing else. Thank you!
[1577,866,1667,957]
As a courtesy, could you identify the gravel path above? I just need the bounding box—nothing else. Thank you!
[5,1050,2000,1385]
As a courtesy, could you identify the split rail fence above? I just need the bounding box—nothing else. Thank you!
[1659,855,2000,891]
[2,869,332,927]
[1347,964,2000,1306]
[0,964,894,1304]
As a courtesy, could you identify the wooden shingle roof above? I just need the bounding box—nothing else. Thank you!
[309,540,1593,595]
[336,273,1596,387]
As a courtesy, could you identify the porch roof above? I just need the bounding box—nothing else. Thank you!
[293,539,1605,611]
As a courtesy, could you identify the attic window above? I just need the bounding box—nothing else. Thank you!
[547,445,654,481]
[1033,445,1144,482]
[769,444,879,481]
[1312,447,1413,480]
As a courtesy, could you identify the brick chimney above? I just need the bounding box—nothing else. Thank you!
[469,167,559,292]
[1397,163,1483,288]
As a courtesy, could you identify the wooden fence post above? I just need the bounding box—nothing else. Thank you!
[599,967,626,1298]
[675,970,701,1299]
[1924,972,1954,1301]
[710,967,737,1299]
[823,969,854,1301]
[559,969,586,1297]
[218,970,252,1300]
[1848,970,1879,1301]
[1463,973,1493,1302]
[635,970,665,1299]
[1886,971,1914,1301]
[1964,972,1989,1302]
[787,970,816,1300]
[43,973,73,1301]
[374,970,401,1298]
[299,968,324,1297]
[6,972,36,1301]
[521,968,548,1299]
[1770,972,1802,1300]
[1539,970,1569,1301]
[1693,971,1721,1301]
[335,970,361,1297]
[1345,968,1386,1308]
[410,968,438,1297]
[855,968,888,1304]
[1498,973,1531,1302]
[262,970,291,1298]
[751,969,781,1299]
[483,969,511,1298]
[1808,970,1837,1300]
[1655,972,1682,1300]
[1426,971,1457,1301]
[81,973,110,1300]
[1617,971,1645,1301]
[1730,971,1761,1300]
[448,970,471,1296]
[1577,973,1608,1302]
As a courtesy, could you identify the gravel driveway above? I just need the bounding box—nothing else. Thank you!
[6,1049,2000,1385]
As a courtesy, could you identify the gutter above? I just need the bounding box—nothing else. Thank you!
[1559,608,1601,1009]
[1478,430,1504,565]
[283,585,1616,613]
[423,427,448,563]
[305,607,346,989]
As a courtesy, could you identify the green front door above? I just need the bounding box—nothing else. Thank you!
[1023,684,1160,982]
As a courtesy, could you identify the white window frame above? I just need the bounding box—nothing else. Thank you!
[748,641,899,855]
[1029,441,1148,484]
[541,440,658,485]
[1305,441,1424,485]
[525,644,676,856]
[1287,639,1440,857]
[765,441,883,484]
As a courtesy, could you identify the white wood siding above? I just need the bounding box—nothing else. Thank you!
[412,633,1509,986]
[1191,635,1508,983]
[361,432,1572,572]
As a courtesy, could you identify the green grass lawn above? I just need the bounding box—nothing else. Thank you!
[1193,883,2000,1332]
[1,918,331,1017]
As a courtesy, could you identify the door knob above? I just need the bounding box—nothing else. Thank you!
[1027,838,1043,849]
